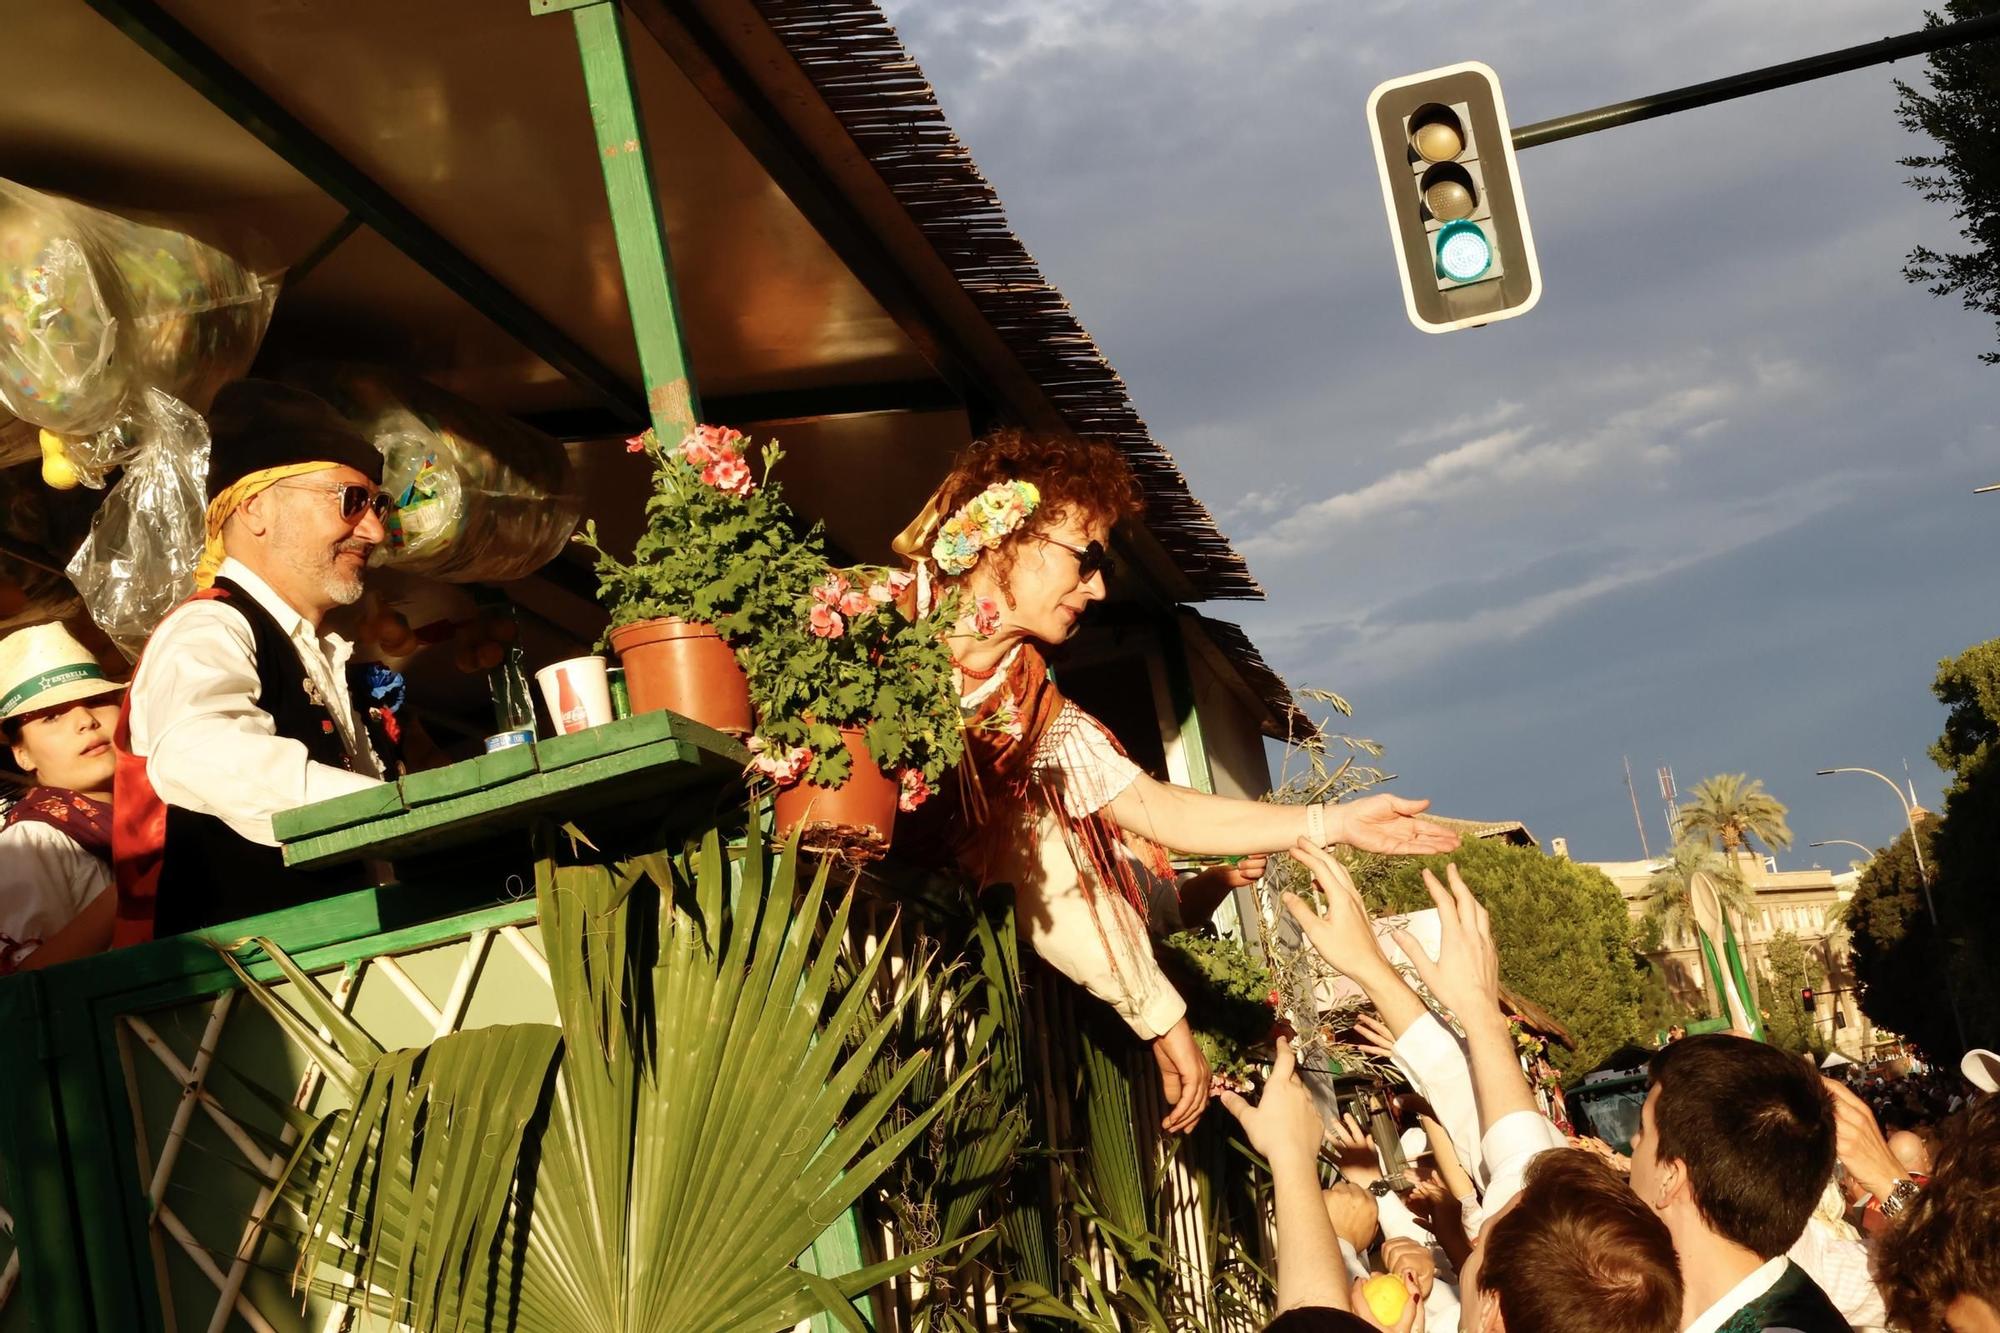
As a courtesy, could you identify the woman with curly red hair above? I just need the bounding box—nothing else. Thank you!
[894,429,1458,1130]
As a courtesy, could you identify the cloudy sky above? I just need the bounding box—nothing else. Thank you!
[878,0,2000,863]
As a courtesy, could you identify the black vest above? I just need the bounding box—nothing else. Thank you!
[1718,1260,1854,1333]
[153,579,388,936]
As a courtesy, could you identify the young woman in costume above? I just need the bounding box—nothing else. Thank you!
[0,623,122,972]
[893,429,1458,1131]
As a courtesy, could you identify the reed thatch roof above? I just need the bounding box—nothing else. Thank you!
[755,0,1260,601]
[1182,613,1313,744]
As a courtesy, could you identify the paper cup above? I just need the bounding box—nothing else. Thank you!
[535,656,613,736]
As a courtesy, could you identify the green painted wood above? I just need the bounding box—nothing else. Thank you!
[0,976,102,1331]
[1161,618,1216,796]
[532,707,681,771]
[270,778,408,842]
[554,0,705,440]
[801,1208,878,1332]
[285,733,744,870]
[399,739,539,806]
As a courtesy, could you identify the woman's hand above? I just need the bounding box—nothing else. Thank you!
[1153,1018,1212,1133]
[1329,795,1461,856]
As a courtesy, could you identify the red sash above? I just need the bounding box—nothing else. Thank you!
[110,588,229,948]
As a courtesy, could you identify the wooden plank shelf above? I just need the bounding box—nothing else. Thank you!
[276,711,747,870]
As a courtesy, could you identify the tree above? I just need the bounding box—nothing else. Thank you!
[1761,931,1828,1059]
[1846,823,1955,1058]
[1678,774,1793,855]
[1895,0,2000,364]
[1930,637,2000,781]
[1641,837,1754,954]
[1366,839,1646,1076]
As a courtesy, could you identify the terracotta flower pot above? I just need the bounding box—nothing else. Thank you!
[773,726,898,859]
[607,616,753,736]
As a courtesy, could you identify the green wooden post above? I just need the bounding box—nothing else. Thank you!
[1160,618,1215,796]
[534,0,703,442]
[532,9,869,1326]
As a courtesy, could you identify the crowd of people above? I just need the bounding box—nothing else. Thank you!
[1223,842,2000,1332]
[2,394,1993,1333]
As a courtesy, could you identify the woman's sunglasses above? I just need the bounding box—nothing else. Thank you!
[1035,534,1116,582]
[273,480,394,525]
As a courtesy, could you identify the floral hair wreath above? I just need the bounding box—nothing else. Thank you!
[930,480,1040,576]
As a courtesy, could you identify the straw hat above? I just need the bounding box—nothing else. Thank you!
[0,623,125,722]
[1962,1047,2000,1095]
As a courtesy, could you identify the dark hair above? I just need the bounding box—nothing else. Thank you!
[1264,1309,1377,1333]
[932,428,1141,594]
[1878,1097,2000,1331]
[1647,1033,1836,1258]
[1478,1149,1682,1333]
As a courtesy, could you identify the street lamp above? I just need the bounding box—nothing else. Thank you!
[1814,769,1935,916]
[1815,765,1966,1050]
[1809,839,1876,862]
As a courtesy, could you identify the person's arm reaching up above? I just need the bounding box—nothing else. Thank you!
[1218,1037,1352,1317]
[1392,865,1564,1218]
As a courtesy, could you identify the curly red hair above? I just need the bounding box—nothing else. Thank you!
[932,428,1140,591]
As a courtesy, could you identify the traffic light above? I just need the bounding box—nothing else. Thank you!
[1801,987,1815,1012]
[1366,62,1542,333]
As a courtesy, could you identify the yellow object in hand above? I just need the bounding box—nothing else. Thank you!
[38,430,79,490]
[1360,1273,1409,1326]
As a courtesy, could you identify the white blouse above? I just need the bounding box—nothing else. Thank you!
[0,819,110,970]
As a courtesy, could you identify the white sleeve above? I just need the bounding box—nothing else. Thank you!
[1474,1110,1569,1222]
[0,821,110,967]
[1391,1014,1486,1188]
[128,601,381,847]
[993,802,1186,1039]
[1032,702,1143,818]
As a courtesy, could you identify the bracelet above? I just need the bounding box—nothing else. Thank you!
[1307,802,1328,847]
[1879,1176,1922,1220]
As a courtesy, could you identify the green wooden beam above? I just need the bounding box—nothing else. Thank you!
[83,0,645,427]
[538,0,703,441]
[1160,618,1215,796]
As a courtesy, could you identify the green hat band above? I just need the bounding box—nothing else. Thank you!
[1,663,108,716]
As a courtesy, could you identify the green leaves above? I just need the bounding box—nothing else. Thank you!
[225,813,957,1332]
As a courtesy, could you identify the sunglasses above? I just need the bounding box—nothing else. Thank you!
[1035,534,1116,582]
[273,480,393,525]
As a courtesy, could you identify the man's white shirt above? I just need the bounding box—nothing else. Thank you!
[128,557,381,846]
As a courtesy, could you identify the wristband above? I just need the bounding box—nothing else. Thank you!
[1307,803,1328,846]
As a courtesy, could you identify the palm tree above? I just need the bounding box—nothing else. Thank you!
[1644,837,1755,951]
[1679,774,1793,855]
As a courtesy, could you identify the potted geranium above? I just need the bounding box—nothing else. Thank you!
[576,423,824,735]
[744,564,964,856]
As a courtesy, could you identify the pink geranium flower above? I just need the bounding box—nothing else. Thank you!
[867,580,895,605]
[747,737,814,785]
[625,431,652,453]
[813,573,850,607]
[701,454,753,497]
[888,570,914,595]
[809,604,845,638]
[899,768,932,812]
[972,596,1001,637]
[837,587,872,618]
[680,424,743,467]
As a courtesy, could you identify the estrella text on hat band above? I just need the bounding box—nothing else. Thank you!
[0,663,108,716]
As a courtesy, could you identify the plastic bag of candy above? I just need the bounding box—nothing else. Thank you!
[0,178,275,440]
[289,364,581,583]
[64,390,211,657]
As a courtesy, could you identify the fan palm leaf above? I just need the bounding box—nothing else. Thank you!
[229,816,971,1332]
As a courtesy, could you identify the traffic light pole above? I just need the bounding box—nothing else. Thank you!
[1511,13,2000,151]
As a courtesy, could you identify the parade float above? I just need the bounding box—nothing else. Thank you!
[0,3,1325,1330]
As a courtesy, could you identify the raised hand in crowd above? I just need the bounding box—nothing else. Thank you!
[1823,1075,1915,1204]
[1219,1036,1352,1317]
[1283,840,1429,1037]
[1378,1237,1437,1308]
[1325,1109,1381,1187]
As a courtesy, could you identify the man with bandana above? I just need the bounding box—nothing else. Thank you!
[114,379,401,942]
